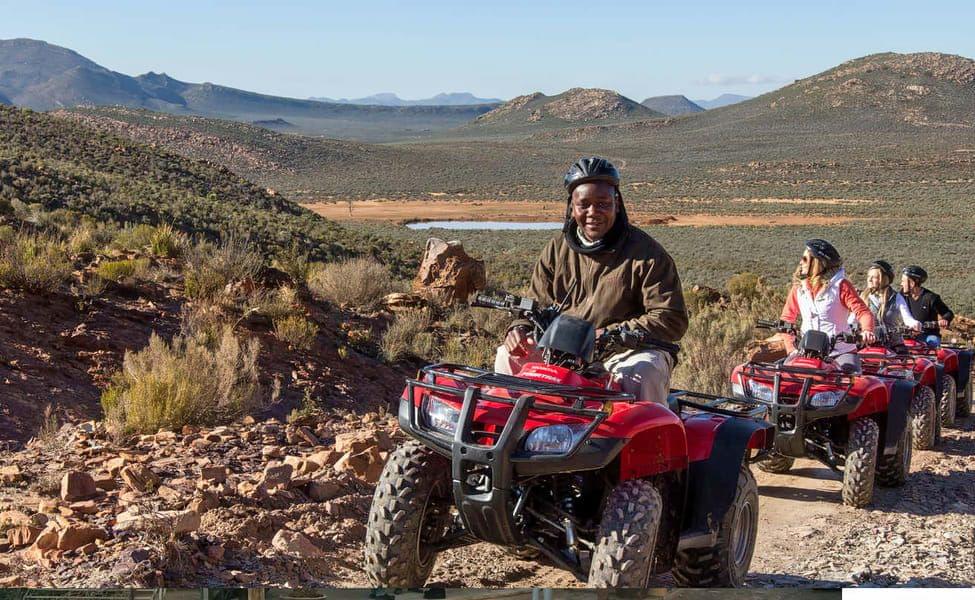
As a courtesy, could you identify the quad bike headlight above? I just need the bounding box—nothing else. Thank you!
[809,391,844,408]
[421,395,460,434]
[747,381,775,403]
[523,424,587,454]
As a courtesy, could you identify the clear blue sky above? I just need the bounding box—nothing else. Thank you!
[3,0,973,101]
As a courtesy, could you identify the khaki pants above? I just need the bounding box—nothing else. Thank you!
[494,345,674,405]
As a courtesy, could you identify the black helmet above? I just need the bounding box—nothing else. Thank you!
[563,156,620,193]
[804,239,842,269]
[869,259,894,281]
[902,265,927,285]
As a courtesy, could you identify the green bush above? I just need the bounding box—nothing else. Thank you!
[67,222,117,256]
[101,327,261,435]
[149,223,188,258]
[272,242,311,283]
[0,232,73,293]
[307,257,397,308]
[273,314,319,350]
[96,258,150,284]
[726,272,765,299]
[111,224,157,253]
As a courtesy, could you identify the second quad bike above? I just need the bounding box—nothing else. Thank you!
[364,292,774,588]
[856,326,940,450]
[731,320,915,508]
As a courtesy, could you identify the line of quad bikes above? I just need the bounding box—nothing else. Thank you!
[360,291,973,588]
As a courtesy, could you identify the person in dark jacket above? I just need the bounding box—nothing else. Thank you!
[900,265,954,347]
[495,156,688,405]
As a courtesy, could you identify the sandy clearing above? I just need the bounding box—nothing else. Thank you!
[302,200,860,227]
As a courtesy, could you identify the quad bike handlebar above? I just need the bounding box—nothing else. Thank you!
[472,290,680,360]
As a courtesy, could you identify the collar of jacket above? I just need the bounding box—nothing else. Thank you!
[562,203,631,255]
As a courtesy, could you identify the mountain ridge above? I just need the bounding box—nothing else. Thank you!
[309,91,502,106]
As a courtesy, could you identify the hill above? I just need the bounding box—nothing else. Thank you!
[0,104,411,269]
[310,92,503,106]
[693,93,751,109]
[640,94,704,115]
[453,88,666,138]
[0,39,494,142]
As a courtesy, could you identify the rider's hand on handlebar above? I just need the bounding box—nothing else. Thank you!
[862,330,877,345]
[938,318,949,329]
[911,323,922,333]
[504,326,536,357]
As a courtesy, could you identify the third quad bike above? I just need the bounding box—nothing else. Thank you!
[899,323,974,427]
[364,292,773,588]
[731,320,915,508]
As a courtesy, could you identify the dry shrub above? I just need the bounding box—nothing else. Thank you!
[101,327,261,435]
[245,285,301,322]
[111,224,157,253]
[273,315,319,350]
[0,231,73,293]
[727,271,765,300]
[184,237,263,302]
[307,257,397,308]
[380,309,436,363]
[67,221,117,256]
[149,224,188,258]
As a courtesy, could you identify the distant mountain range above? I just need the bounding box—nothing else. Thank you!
[692,94,752,109]
[640,95,704,116]
[309,92,502,106]
[0,38,496,141]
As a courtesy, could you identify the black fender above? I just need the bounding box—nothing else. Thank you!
[935,363,945,399]
[678,415,772,549]
[956,349,972,393]
[934,363,945,443]
[883,379,913,455]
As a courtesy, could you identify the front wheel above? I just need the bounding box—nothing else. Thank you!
[842,417,879,508]
[364,441,451,587]
[672,465,759,587]
[588,479,663,588]
[910,385,937,450]
[877,414,913,487]
[756,453,794,474]
[940,375,957,428]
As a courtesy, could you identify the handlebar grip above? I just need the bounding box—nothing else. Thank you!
[471,294,508,310]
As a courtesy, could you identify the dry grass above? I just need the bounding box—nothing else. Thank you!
[380,308,437,363]
[307,257,399,308]
[273,314,319,350]
[183,237,263,302]
[95,258,151,285]
[0,231,73,293]
[101,327,261,435]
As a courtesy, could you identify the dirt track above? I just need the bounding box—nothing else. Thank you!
[345,416,975,588]
[302,200,859,227]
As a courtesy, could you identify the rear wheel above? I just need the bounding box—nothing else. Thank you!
[842,417,879,508]
[672,465,758,587]
[910,385,937,450]
[877,415,913,487]
[756,453,794,474]
[939,375,957,428]
[588,479,663,588]
[364,441,451,588]
[957,374,972,418]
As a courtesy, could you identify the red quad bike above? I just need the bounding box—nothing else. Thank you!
[730,320,915,508]
[900,321,974,430]
[364,292,774,588]
[856,326,940,450]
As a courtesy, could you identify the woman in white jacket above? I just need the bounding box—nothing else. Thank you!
[858,260,921,346]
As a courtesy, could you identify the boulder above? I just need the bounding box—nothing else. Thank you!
[382,292,427,313]
[745,336,788,364]
[334,429,392,454]
[0,465,22,484]
[412,238,486,305]
[260,464,293,491]
[61,472,98,501]
[7,525,42,547]
[120,464,160,493]
[271,529,323,558]
[200,465,228,484]
[307,479,343,502]
[56,524,108,551]
[115,509,200,535]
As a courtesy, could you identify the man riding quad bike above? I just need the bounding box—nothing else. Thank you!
[899,266,973,424]
[731,321,915,508]
[364,293,774,588]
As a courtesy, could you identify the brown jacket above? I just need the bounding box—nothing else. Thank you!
[514,226,688,342]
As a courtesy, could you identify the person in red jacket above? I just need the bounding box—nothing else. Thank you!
[779,239,876,371]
